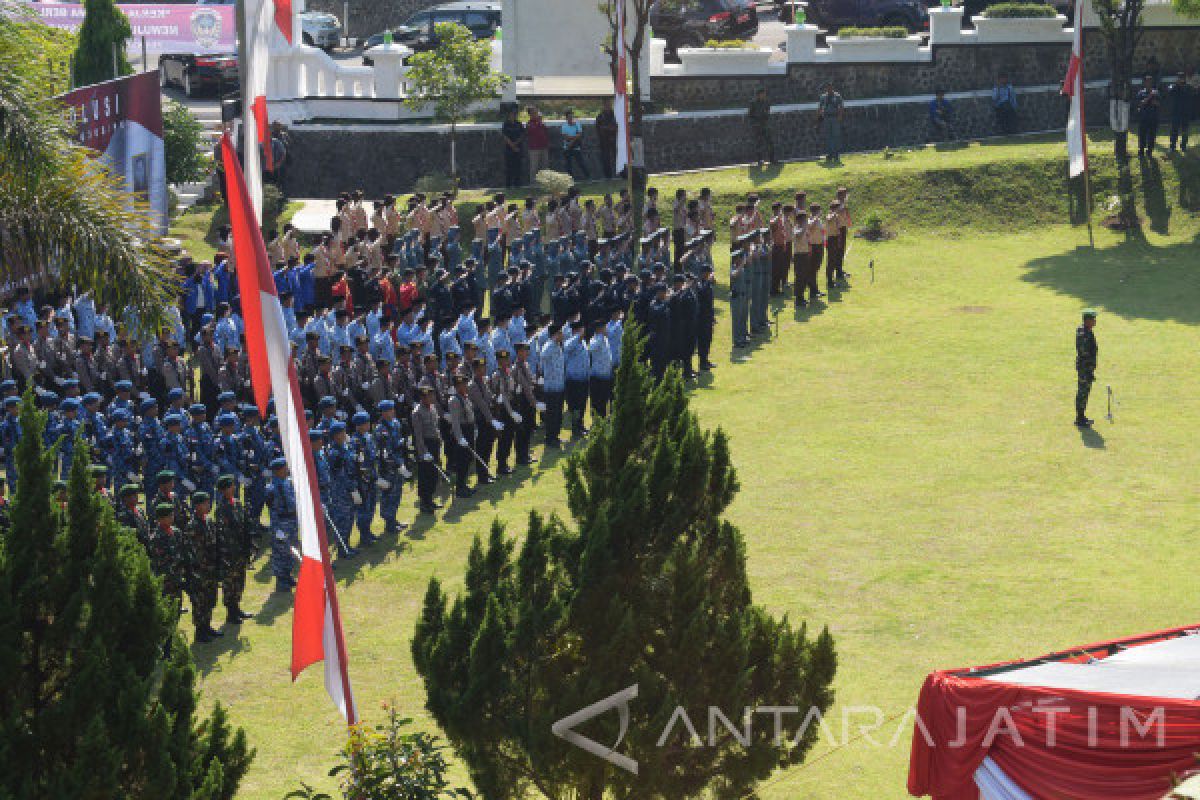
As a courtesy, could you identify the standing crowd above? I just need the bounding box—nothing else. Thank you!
[0,179,854,640]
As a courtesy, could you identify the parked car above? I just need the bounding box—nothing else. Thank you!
[196,0,342,50]
[158,52,238,98]
[803,0,930,33]
[364,1,501,53]
[649,0,760,56]
[300,11,342,50]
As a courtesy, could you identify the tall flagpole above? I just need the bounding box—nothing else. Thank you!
[1080,8,1093,247]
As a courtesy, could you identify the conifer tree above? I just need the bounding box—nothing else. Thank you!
[0,393,253,798]
[72,0,132,87]
[413,330,836,800]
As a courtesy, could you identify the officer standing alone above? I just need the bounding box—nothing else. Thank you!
[1075,309,1098,427]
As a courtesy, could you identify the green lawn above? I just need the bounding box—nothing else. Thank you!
[190,141,1200,799]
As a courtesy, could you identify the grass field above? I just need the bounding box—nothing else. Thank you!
[189,140,1200,799]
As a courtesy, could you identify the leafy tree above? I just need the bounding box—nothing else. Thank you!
[164,99,212,185]
[71,0,133,87]
[403,22,508,178]
[413,330,837,800]
[0,0,176,331]
[0,392,254,798]
[1172,0,1200,17]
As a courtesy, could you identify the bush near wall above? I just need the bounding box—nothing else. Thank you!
[981,3,1059,17]
[836,26,910,37]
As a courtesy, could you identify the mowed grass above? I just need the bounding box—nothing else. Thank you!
[190,142,1200,799]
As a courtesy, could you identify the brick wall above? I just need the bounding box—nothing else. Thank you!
[650,27,1200,110]
[281,84,1106,197]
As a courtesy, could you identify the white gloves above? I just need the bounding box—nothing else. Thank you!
[491,420,504,431]
[239,476,251,487]
[275,530,288,540]
[421,452,433,462]
[535,402,547,413]
[361,382,370,391]
[511,412,523,424]
[351,490,362,506]
[182,479,196,492]
[375,478,390,490]
[127,472,139,484]
[458,437,468,447]
[261,468,270,478]
[399,465,412,479]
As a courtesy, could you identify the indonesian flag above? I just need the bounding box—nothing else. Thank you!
[220,133,357,725]
[242,0,293,217]
[1061,0,1087,178]
[614,0,631,175]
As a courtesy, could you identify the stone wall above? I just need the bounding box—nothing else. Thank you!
[650,27,1200,110]
[281,84,1105,197]
[304,0,441,40]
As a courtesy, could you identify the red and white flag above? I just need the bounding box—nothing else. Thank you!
[242,0,293,218]
[1061,0,1087,178]
[613,0,631,175]
[219,133,357,725]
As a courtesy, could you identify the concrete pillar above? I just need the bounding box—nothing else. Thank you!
[785,24,820,63]
[368,42,412,100]
[928,7,964,45]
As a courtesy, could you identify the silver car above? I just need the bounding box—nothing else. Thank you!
[301,11,342,51]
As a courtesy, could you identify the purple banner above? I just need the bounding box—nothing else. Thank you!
[30,2,236,54]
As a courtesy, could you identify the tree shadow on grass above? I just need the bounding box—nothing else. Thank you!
[1021,234,1200,326]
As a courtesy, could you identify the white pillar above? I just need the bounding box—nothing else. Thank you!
[928,7,964,45]
[367,42,412,99]
[650,37,667,78]
[785,24,820,63]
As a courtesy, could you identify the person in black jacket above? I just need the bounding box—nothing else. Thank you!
[647,283,672,380]
[695,264,716,371]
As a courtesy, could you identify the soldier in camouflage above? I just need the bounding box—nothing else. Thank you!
[214,475,256,626]
[185,491,224,643]
[1075,309,1099,428]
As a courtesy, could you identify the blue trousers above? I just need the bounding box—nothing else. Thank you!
[270,522,297,579]
[379,478,403,530]
[354,485,377,542]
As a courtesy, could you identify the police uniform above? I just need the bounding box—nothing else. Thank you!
[266,458,298,592]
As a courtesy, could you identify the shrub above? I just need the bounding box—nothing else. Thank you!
[163,100,211,185]
[534,168,574,196]
[701,38,758,48]
[864,211,885,234]
[981,2,1058,17]
[836,25,910,37]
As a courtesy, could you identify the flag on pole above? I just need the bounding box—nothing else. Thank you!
[242,0,292,217]
[219,132,357,725]
[1062,0,1087,178]
[613,0,631,175]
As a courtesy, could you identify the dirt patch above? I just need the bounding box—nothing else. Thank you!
[855,228,897,242]
[1101,214,1141,231]
[955,305,992,313]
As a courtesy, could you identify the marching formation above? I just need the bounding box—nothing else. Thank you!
[0,181,854,641]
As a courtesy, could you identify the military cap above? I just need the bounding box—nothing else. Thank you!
[216,413,237,427]
[377,400,395,412]
[218,391,237,403]
[191,491,211,505]
[90,464,108,475]
[52,479,67,490]
[156,469,176,483]
[3,396,19,409]
[242,404,261,417]
[216,475,235,489]
[154,502,174,519]
[164,413,183,427]
[350,411,369,427]
[319,396,337,409]
[270,457,287,471]
[1082,308,1098,319]
[317,354,331,363]
[417,385,434,396]
[167,388,184,401]
[118,484,140,498]
[672,273,685,284]
[60,398,80,411]
[139,398,158,413]
[309,428,326,441]
[189,403,206,415]
[62,379,79,390]
[329,421,347,434]
[0,379,16,391]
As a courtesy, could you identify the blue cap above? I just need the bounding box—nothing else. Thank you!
[60,398,80,411]
[242,404,261,418]
[270,457,287,470]
[0,380,16,391]
[377,400,395,412]
[167,388,184,401]
[114,380,133,392]
[218,391,236,403]
[330,421,346,434]
[164,413,183,427]
[352,411,370,426]
[201,313,214,325]
[82,392,102,405]
[309,428,326,441]
[3,397,19,408]
[62,379,79,389]
[189,403,206,415]
[216,413,236,427]
[139,398,158,413]
[318,396,336,409]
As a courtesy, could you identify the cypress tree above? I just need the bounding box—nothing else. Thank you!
[0,392,253,798]
[413,329,837,800]
[72,0,133,87]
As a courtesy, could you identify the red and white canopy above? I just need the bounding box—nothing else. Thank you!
[909,623,1200,800]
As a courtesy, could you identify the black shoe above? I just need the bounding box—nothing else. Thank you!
[516,457,534,466]
[457,486,476,498]
[498,465,514,475]
[1074,417,1093,428]
[479,475,496,485]
[814,291,826,298]
[361,533,381,546]
[206,625,225,638]
[419,502,437,514]
[225,612,243,627]
[339,545,359,558]
[195,627,214,644]
[545,439,561,449]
